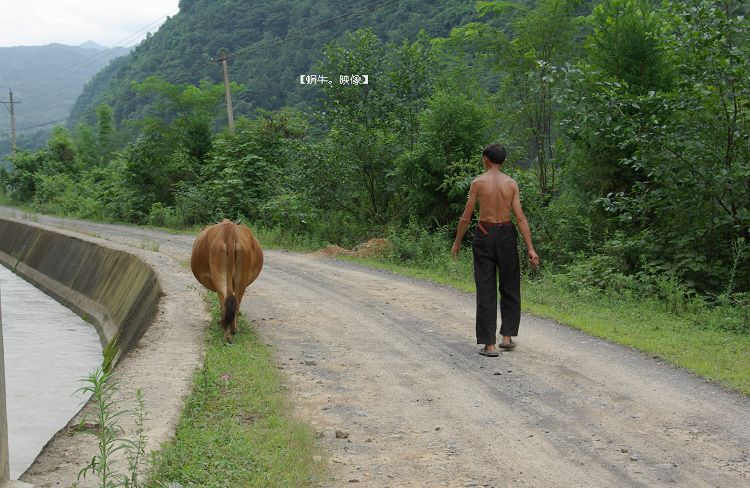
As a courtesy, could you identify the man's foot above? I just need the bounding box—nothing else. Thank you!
[479,347,499,357]
[498,339,516,350]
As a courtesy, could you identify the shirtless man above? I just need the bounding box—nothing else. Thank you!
[451,144,539,357]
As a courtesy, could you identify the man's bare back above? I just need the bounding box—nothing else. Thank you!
[452,165,537,268]
[472,171,517,224]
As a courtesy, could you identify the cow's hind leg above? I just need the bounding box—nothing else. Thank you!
[221,294,238,343]
[216,292,233,343]
[230,289,246,336]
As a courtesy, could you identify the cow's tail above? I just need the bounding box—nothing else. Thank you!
[223,223,237,328]
[224,294,237,328]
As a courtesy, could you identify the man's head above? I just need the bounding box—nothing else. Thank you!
[482,144,506,167]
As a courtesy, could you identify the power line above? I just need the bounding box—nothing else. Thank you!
[19,9,179,97]
[1,9,179,135]
[3,105,102,133]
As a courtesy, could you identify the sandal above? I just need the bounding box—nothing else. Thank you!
[498,340,516,350]
[479,347,499,357]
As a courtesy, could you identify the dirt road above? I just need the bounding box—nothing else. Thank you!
[5,210,749,487]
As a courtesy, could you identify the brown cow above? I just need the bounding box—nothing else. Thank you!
[190,219,264,342]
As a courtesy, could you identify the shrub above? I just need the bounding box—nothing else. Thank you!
[387,220,452,264]
[146,203,185,229]
[32,173,102,219]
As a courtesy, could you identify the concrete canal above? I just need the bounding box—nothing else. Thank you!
[0,264,101,479]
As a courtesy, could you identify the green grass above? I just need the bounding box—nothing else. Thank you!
[0,192,16,206]
[252,226,326,252]
[148,294,325,487]
[522,279,750,393]
[338,254,750,396]
[139,238,160,252]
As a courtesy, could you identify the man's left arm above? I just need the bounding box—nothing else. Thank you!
[451,181,478,258]
[510,180,539,268]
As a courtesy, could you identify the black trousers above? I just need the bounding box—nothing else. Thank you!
[472,224,521,344]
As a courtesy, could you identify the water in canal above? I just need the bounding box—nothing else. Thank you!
[0,264,101,479]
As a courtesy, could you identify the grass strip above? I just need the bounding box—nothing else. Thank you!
[148,294,324,487]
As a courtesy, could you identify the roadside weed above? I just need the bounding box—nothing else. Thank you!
[76,368,150,488]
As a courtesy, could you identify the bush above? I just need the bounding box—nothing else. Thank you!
[704,292,750,334]
[173,182,215,226]
[146,203,185,229]
[31,173,102,219]
[387,220,452,264]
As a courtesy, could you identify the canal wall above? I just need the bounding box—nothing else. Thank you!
[0,211,208,487]
[0,218,161,366]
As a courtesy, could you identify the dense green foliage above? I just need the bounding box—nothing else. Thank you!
[3,0,748,334]
[70,0,483,125]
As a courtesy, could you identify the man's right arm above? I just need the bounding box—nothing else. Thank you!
[510,180,540,268]
[452,181,478,258]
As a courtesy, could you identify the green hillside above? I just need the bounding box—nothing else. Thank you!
[70,0,482,123]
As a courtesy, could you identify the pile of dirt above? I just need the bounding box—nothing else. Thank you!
[315,244,352,257]
[315,239,392,259]
[351,238,392,258]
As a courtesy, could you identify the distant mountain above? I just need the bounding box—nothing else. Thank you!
[0,42,130,161]
[71,0,482,125]
[79,41,110,51]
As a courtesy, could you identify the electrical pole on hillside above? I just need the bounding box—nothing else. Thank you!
[215,49,235,135]
[0,89,19,154]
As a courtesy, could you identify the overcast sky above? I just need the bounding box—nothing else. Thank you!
[0,1,180,48]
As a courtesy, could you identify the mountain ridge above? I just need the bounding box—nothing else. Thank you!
[70,0,482,125]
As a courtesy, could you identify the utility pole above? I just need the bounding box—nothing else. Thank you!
[0,89,20,154]
[217,49,235,135]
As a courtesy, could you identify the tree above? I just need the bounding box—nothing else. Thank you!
[561,0,674,201]
[449,0,584,203]
[73,122,99,168]
[307,29,434,227]
[652,0,750,288]
[585,0,671,91]
[5,126,81,204]
[6,150,50,202]
[561,0,750,291]
[316,29,391,130]
[388,31,434,150]
[96,104,115,159]
[110,77,232,221]
[47,126,77,167]
[131,76,231,162]
[396,88,493,226]
[175,111,306,226]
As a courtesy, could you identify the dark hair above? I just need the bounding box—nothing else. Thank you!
[482,144,506,165]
